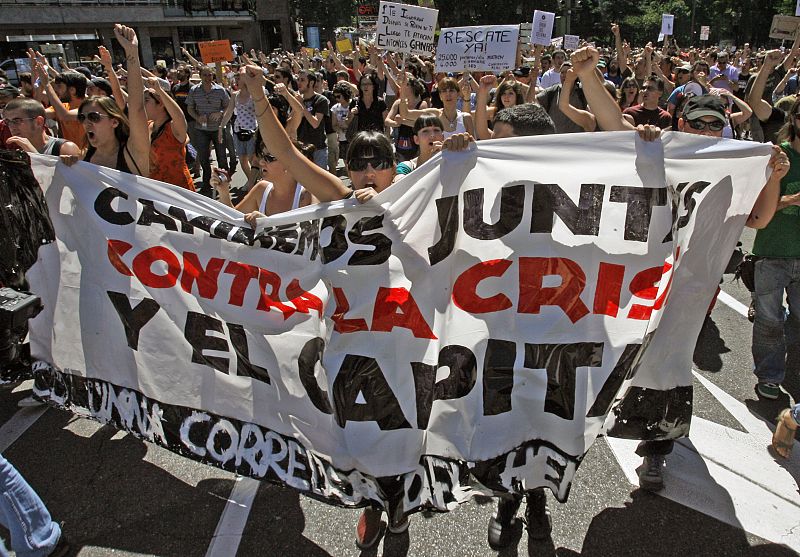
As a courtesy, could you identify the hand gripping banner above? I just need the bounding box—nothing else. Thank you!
[20,132,771,519]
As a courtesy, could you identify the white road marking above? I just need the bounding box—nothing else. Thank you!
[606,370,800,550]
[205,476,260,557]
[0,405,48,453]
[717,290,749,319]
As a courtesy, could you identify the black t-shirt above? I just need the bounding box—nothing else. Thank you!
[758,106,786,144]
[355,98,387,133]
[297,93,330,148]
[623,105,672,128]
[171,82,194,123]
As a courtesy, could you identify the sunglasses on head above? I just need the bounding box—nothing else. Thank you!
[77,111,110,123]
[686,118,725,132]
[347,157,393,171]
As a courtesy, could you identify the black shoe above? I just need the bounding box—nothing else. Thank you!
[487,496,522,550]
[524,488,552,540]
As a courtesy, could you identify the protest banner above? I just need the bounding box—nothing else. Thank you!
[435,25,519,72]
[700,26,710,41]
[770,15,800,41]
[564,34,580,51]
[531,10,555,46]
[197,40,234,64]
[660,14,674,36]
[376,1,438,56]
[24,132,771,515]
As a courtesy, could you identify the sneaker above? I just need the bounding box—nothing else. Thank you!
[748,300,756,323]
[638,455,665,492]
[18,395,44,408]
[756,382,781,400]
[487,496,522,550]
[355,508,383,549]
[387,510,410,534]
[524,488,552,540]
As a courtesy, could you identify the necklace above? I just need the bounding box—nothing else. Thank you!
[442,110,458,130]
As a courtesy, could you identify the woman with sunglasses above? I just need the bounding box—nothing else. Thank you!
[65,25,149,176]
[352,72,388,135]
[211,134,315,225]
[617,77,640,110]
[143,77,194,190]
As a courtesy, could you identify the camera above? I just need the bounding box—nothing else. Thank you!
[0,288,42,378]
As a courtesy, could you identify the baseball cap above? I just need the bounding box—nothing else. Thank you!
[682,95,727,122]
[676,63,692,72]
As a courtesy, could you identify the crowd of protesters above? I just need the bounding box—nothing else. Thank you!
[1,18,800,555]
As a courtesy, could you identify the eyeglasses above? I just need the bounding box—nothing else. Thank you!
[348,157,393,171]
[641,85,659,92]
[2,117,36,126]
[77,111,110,124]
[258,152,277,162]
[686,118,725,132]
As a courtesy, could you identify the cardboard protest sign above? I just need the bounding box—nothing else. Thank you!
[551,36,563,48]
[770,15,800,41]
[336,37,354,53]
[564,34,579,51]
[26,132,771,515]
[376,1,438,55]
[198,40,234,64]
[660,14,674,36]
[435,25,519,72]
[700,26,710,41]
[531,10,555,46]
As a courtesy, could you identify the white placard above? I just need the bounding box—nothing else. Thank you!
[660,14,674,36]
[435,25,520,72]
[796,0,800,17]
[551,36,563,48]
[564,34,580,51]
[700,26,710,41]
[376,1,439,56]
[531,10,555,46]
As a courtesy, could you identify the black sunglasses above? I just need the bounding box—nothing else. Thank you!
[686,118,725,132]
[347,157,393,171]
[258,151,277,162]
[77,111,110,123]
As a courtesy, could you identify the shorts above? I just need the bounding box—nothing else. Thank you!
[233,133,256,156]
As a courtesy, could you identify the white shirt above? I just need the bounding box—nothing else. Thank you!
[539,69,562,89]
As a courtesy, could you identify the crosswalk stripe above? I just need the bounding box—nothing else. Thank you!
[205,476,260,557]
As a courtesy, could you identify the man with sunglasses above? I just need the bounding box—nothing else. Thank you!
[572,44,789,492]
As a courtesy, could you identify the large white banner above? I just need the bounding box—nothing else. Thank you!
[435,25,520,72]
[24,132,771,516]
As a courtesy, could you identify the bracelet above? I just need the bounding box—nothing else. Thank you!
[255,104,270,118]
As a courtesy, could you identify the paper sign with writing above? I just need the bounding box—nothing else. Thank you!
[564,34,579,51]
[769,15,800,41]
[700,26,710,41]
[531,10,555,46]
[660,14,674,36]
[376,1,439,55]
[550,36,563,48]
[198,40,234,64]
[435,25,520,72]
[336,37,354,53]
[796,0,800,17]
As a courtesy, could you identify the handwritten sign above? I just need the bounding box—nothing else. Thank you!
[435,25,519,72]
[660,14,674,36]
[198,40,234,64]
[197,40,233,65]
[376,1,438,55]
[769,15,800,41]
[531,10,555,46]
[564,34,579,51]
[700,26,710,41]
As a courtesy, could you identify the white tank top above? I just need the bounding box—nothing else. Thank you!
[442,111,467,139]
[258,182,305,215]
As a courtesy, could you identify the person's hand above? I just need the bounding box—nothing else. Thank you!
[59,155,80,167]
[6,136,37,153]
[354,187,378,203]
[239,65,267,98]
[145,76,164,94]
[611,23,620,37]
[563,67,578,83]
[198,114,208,126]
[789,67,799,76]
[34,62,49,87]
[114,24,138,52]
[644,43,653,58]
[479,74,497,92]
[211,167,231,193]
[274,82,290,98]
[350,107,358,116]
[244,210,266,228]
[636,124,661,142]
[765,49,784,71]
[442,132,475,151]
[769,145,790,182]
[570,46,600,78]
[622,41,631,58]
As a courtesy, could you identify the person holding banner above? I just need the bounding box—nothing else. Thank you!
[473,75,525,140]
[571,44,790,492]
[394,115,444,177]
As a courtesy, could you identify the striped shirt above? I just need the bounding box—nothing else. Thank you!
[186,83,230,131]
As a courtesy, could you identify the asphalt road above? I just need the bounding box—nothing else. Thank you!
[1,203,799,557]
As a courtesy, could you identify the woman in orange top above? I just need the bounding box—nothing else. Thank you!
[144,77,195,191]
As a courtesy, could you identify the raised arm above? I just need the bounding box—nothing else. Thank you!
[180,47,203,69]
[559,69,597,131]
[36,63,78,122]
[240,65,350,202]
[98,46,127,110]
[612,24,630,75]
[147,77,189,143]
[571,46,634,131]
[720,90,753,126]
[747,49,783,122]
[115,24,150,176]
[474,74,496,140]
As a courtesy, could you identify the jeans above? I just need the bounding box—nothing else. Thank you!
[192,125,229,194]
[752,257,800,385]
[312,147,328,171]
[326,133,339,174]
[0,453,60,557]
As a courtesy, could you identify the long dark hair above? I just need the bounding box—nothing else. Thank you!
[345,131,394,166]
[777,97,800,144]
[79,95,129,146]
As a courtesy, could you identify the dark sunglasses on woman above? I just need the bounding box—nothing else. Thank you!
[77,111,110,124]
[347,157,393,172]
